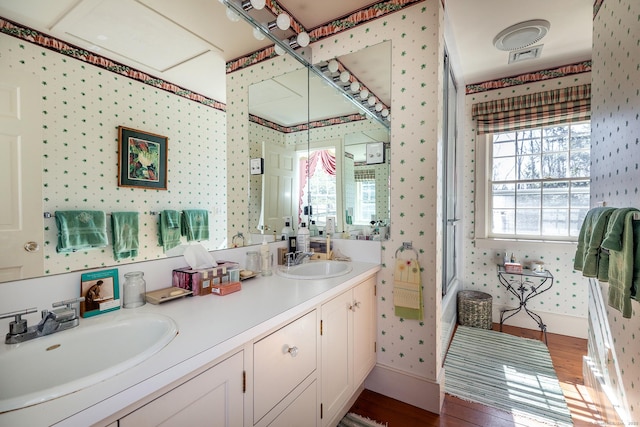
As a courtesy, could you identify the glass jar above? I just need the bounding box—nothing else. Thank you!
[123,271,146,308]
[245,251,261,274]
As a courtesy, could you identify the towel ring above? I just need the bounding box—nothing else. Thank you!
[395,242,419,260]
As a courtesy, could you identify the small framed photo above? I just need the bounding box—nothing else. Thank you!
[118,126,168,190]
[250,157,264,175]
[80,268,121,318]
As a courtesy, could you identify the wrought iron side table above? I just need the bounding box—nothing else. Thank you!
[496,265,554,343]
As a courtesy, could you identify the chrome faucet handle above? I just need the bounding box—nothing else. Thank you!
[0,307,38,335]
[52,297,85,309]
[51,297,85,320]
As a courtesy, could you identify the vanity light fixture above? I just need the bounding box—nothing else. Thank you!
[225,6,241,22]
[359,89,369,101]
[276,13,290,31]
[350,81,360,92]
[252,26,266,40]
[493,19,550,51]
[249,0,265,9]
[339,71,351,83]
[274,43,286,56]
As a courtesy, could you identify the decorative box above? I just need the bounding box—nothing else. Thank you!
[504,262,523,274]
[172,261,239,296]
[211,281,242,296]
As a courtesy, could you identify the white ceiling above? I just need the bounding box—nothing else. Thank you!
[0,0,593,119]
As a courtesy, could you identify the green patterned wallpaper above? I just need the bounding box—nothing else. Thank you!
[0,32,227,276]
[591,0,640,420]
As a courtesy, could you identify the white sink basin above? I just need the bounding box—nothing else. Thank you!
[277,260,352,280]
[0,312,178,413]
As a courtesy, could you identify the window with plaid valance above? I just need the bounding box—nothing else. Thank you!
[471,84,591,135]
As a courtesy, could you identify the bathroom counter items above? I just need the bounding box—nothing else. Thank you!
[0,261,380,427]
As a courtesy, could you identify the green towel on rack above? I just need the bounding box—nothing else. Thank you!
[111,212,139,261]
[394,258,423,320]
[55,210,109,253]
[574,206,615,279]
[181,209,210,241]
[602,209,640,318]
[158,210,182,252]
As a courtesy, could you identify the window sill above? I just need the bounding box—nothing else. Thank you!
[474,237,577,251]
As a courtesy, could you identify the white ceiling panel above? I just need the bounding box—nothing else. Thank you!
[52,0,216,72]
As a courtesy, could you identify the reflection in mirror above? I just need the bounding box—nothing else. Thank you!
[248,41,391,241]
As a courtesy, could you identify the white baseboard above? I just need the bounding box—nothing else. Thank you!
[493,305,588,339]
[364,363,443,414]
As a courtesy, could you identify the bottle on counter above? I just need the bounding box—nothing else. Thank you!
[281,219,294,241]
[309,220,318,237]
[296,222,310,253]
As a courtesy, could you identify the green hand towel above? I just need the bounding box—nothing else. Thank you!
[605,210,640,318]
[600,208,639,282]
[159,210,182,252]
[55,210,108,253]
[181,209,210,241]
[111,212,139,261]
[573,207,615,277]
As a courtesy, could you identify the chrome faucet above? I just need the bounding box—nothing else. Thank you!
[285,251,314,266]
[1,297,84,344]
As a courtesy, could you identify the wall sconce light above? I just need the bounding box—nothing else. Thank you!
[276,13,290,31]
[366,142,385,164]
[250,158,264,175]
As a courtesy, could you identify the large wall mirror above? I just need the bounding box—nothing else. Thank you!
[248,41,391,242]
[0,6,390,284]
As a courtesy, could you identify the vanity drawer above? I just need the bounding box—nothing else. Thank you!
[253,310,317,423]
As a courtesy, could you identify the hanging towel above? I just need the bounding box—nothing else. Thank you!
[158,210,182,252]
[574,207,616,279]
[602,209,640,318]
[394,258,423,320]
[55,210,108,253]
[181,209,210,241]
[111,212,139,261]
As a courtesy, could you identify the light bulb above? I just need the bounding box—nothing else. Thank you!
[327,60,339,73]
[367,96,376,106]
[253,26,265,40]
[381,109,389,117]
[296,32,310,48]
[375,103,383,112]
[250,0,266,9]
[226,7,240,22]
[350,81,360,92]
[359,89,369,100]
[339,71,350,83]
[276,13,290,31]
[274,43,286,56]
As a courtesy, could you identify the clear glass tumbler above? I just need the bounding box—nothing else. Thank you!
[123,271,146,308]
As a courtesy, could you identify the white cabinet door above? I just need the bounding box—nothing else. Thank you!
[352,276,376,386]
[267,380,317,427]
[253,310,317,424]
[321,276,377,426]
[321,290,353,425]
[120,351,244,427]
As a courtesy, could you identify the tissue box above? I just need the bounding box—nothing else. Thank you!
[504,262,523,274]
[172,261,239,296]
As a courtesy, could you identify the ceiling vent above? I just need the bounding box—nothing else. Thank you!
[508,45,543,64]
[493,19,550,51]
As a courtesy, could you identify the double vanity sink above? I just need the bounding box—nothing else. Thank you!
[0,259,362,424]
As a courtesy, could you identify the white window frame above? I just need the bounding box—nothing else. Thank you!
[475,122,590,245]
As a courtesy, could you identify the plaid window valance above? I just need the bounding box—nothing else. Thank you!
[354,169,375,181]
[471,84,591,134]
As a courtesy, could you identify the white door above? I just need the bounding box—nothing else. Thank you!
[0,69,43,282]
[263,142,295,234]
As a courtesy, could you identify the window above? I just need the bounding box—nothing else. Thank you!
[354,179,376,224]
[488,122,590,240]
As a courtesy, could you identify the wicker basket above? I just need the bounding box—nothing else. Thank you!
[457,290,492,329]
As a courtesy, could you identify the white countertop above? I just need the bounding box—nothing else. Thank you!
[0,261,379,427]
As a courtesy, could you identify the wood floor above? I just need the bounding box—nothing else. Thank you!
[348,324,603,426]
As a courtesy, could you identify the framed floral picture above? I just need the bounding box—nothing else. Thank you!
[118,126,168,190]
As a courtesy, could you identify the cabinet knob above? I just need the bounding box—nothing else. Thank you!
[287,346,299,357]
